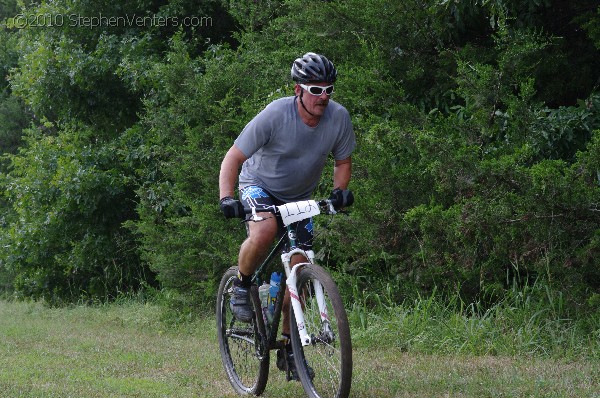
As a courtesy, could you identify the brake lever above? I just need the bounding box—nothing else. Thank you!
[250,207,265,222]
[318,200,337,215]
[321,201,351,216]
[240,207,270,223]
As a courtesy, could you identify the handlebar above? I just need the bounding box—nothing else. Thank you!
[243,199,341,223]
[244,199,333,214]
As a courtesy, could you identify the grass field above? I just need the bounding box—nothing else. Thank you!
[0,299,598,397]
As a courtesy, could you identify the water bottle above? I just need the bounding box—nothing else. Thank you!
[258,283,270,324]
[267,272,282,321]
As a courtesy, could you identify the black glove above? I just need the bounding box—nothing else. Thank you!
[220,196,245,219]
[329,188,354,209]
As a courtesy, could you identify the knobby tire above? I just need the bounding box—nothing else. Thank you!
[216,267,269,396]
[290,264,353,398]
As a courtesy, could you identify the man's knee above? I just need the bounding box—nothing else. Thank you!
[247,218,278,247]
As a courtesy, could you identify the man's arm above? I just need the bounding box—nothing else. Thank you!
[333,156,352,189]
[219,145,248,199]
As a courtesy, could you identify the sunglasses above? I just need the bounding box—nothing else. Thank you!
[299,84,335,96]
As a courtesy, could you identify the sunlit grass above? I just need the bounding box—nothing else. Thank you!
[0,293,598,397]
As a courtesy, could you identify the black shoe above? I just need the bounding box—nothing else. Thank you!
[229,285,253,323]
[277,345,314,382]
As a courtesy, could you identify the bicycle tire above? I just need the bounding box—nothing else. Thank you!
[216,266,269,396]
[289,264,352,398]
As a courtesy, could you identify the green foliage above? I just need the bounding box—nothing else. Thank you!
[0,0,599,315]
[375,111,599,300]
[124,36,258,302]
[0,0,27,156]
[0,89,28,156]
[581,5,600,49]
[1,0,234,301]
[1,124,152,303]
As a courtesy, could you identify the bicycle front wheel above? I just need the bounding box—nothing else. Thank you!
[290,264,352,398]
[216,266,269,396]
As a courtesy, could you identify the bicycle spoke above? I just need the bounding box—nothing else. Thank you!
[229,331,261,384]
[303,296,343,395]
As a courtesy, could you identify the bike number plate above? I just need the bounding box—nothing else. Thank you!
[278,200,320,226]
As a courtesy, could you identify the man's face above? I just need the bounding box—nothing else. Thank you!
[295,82,333,117]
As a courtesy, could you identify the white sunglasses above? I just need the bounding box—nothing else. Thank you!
[299,84,335,96]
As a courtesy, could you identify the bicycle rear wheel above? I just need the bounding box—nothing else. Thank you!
[216,267,269,395]
[290,264,352,398]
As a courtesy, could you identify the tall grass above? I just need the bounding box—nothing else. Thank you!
[342,277,600,359]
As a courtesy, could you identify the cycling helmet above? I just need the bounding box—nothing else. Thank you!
[291,52,337,84]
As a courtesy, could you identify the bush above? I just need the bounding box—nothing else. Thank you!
[1,124,152,303]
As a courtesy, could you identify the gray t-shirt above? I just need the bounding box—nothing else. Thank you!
[235,96,355,202]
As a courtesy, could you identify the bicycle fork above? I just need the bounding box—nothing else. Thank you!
[282,249,329,347]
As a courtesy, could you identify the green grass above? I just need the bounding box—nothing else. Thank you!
[0,298,598,397]
[345,279,600,359]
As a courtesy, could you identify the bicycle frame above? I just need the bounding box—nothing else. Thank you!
[250,218,329,348]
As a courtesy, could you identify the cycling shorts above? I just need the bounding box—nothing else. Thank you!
[240,186,314,250]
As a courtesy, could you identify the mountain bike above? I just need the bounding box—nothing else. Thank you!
[216,198,352,398]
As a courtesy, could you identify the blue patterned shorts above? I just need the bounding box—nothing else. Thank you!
[240,186,314,250]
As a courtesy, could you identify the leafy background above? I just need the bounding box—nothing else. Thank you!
[0,0,599,322]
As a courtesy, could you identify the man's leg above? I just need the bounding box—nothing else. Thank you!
[230,186,280,322]
[230,215,277,322]
[238,215,278,278]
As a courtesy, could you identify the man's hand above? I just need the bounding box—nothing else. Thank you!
[329,188,354,209]
[220,197,245,219]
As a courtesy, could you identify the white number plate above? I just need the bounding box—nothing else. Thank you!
[278,200,320,226]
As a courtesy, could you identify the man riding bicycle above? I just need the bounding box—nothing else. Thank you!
[218,52,355,380]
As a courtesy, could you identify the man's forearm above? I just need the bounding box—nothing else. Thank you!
[219,145,247,199]
[219,160,238,199]
[333,158,352,189]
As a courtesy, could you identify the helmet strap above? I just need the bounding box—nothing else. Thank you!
[298,90,318,117]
